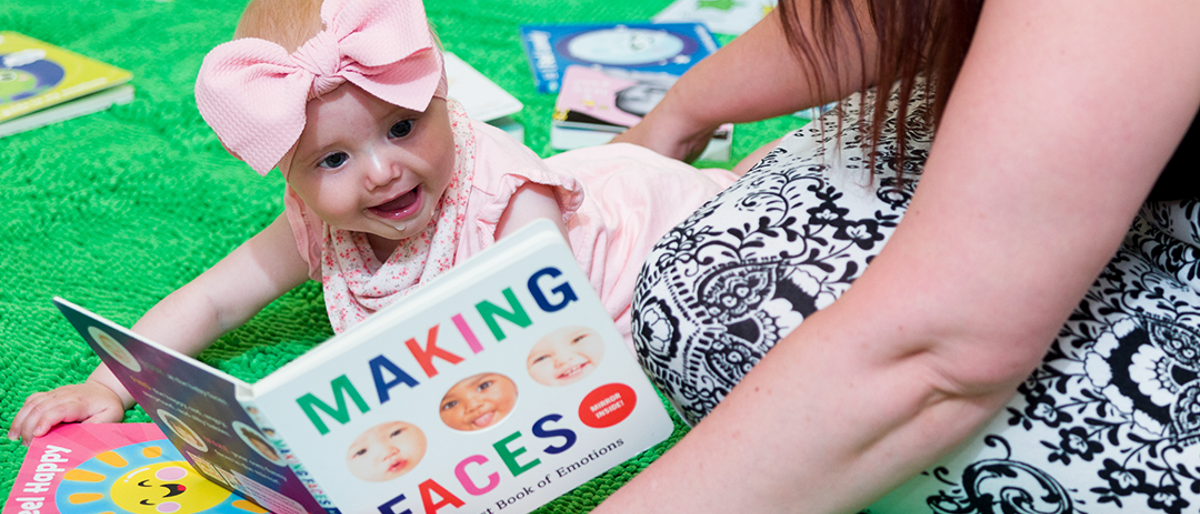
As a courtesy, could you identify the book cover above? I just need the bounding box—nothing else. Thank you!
[550,65,732,161]
[653,0,777,36]
[0,32,134,136]
[53,220,675,514]
[2,423,267,514]
[518,22,719,93]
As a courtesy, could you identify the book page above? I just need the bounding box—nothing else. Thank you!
[53,300,325,514]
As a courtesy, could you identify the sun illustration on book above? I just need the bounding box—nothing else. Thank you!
[56,440,267,514]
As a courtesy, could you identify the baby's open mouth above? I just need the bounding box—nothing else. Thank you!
[369,187,420,220]
[557,362,590,380]
[472,411,496,429]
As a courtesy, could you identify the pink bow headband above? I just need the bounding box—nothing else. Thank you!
[195,0,448,175]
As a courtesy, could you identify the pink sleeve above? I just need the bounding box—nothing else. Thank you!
[457,121,584,258]
[284,185,325,281]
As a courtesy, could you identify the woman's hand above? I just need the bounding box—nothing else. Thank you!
[609,103,719,163]
[8,381,126,444]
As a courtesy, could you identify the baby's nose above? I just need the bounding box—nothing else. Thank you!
[363,152,402,188]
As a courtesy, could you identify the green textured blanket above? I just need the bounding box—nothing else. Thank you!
[0,0,804,509]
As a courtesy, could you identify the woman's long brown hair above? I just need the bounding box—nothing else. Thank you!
[777,0,984,173]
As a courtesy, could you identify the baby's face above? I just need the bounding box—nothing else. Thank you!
[439,373,518,431]
[243,431,278,460]
[527,326,605,386]
[286,83,456,245]
[346,421,427,482]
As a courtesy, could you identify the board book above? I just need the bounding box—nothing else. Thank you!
[518,22,719,93]
[51,220,675,514]
[443,51,525,143]
[3,423,267,514]
[0,31,134,138]
[550,65,731,161]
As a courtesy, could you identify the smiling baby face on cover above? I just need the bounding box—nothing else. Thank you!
[346,420,427,482]
[439,373,518,432]
[527,326,606,387]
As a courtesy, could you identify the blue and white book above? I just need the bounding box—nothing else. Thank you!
[519,22,719,93]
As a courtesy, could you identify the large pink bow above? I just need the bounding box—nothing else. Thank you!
[194,0,447,175]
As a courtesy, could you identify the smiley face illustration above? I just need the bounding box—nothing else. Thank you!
[57,440,267,514]
[109,461,229,514]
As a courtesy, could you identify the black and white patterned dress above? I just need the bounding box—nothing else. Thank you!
[631,84,1200,514]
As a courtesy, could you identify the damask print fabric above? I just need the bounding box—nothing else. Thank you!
[631,84,1200,513]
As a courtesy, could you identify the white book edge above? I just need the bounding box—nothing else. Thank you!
[0,83,134,138]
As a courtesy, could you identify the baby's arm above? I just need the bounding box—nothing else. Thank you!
[8,214,310,443]
[495,183,569,243]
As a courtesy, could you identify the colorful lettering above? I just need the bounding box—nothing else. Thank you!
[532,414,577,455]
[370,355,420,403]
[297,375,370,435]
[528,267,577,312]
[405,325,464,378]
[452,314,484,354]
[493,432,540,477]
[454,455,500,496]
[476,288,531,342]
[419,479,465,513]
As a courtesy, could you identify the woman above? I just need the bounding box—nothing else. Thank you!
[599,0,1200,512]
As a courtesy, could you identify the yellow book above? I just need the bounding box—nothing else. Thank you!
[0,31,134,137]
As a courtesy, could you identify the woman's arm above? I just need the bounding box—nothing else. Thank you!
[611,0,878,162]
[596,1,1200,512]
[9,213,311,442]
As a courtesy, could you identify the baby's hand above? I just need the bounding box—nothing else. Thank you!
[7,382,125,444]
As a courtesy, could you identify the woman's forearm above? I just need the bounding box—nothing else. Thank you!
[599,0,1200,512]
[613,0,878,160]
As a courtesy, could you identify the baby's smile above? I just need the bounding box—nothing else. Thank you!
[369,187,421,220]
[558,361,592,380]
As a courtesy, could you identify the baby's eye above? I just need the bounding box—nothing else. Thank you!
[352,448,367,458]
[389,120,414,138]
[390,428,405,438]
[441,400,458,411]
[532,354,549,364]
[478,380,493,392]
[572,335,587,344]
[320,152,349,169]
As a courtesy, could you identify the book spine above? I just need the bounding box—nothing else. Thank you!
[521,29,560,93]
[238,397,340,512]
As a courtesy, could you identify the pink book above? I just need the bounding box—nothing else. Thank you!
[4,423,266,514]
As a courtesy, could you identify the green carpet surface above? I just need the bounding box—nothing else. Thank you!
[0,0,807,510]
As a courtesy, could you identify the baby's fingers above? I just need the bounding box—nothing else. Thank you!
[8,392,51,441]
[8,386,124,444]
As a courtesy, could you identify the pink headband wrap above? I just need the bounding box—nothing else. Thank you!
[194,0,448,175]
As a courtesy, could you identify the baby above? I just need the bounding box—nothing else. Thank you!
[526,326,605,387]
[7,0,736,442]
[345,420,427,482]
[438,372,518,431]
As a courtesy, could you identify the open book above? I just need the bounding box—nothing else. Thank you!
[54,220,674,514]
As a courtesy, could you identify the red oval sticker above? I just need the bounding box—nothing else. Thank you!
[578,383,636,429]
